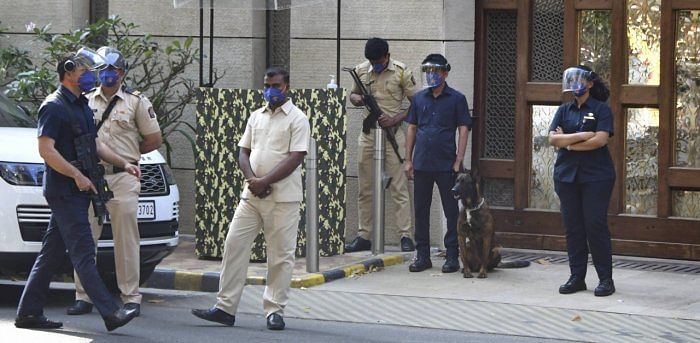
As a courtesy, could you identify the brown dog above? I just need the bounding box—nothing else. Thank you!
[451,170,530,278]
[451,171,500,278]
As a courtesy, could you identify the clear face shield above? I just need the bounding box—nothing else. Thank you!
[562,67,591,94]
[96,46,128,71]
[420,62,449,88]
[73,47,106,71]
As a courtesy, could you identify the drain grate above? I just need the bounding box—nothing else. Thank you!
[501,251,700,275]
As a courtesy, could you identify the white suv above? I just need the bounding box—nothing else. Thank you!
[0,92,179,285]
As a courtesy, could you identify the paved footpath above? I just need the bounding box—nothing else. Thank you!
[147,236,700,342]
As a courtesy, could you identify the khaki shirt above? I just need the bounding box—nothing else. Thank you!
[88,87,161,163]
[239,99,311,202]
[351,58,418,118]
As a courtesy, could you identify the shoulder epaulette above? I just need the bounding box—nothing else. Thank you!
[121,85,143,98]
[393,60,407,70]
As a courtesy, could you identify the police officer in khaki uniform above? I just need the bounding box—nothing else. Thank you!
[67,47,162,317]
[191,67,310,331]
[346,37,418,252]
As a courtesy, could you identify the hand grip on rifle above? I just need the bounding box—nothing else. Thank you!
[73,134,114,225]
[343,67,405,163]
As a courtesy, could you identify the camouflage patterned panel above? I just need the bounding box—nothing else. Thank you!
[195,88,347,261]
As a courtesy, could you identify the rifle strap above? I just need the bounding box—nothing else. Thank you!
[96,95,120,132]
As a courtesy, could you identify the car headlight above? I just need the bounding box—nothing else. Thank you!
[0,162,44,186]
[160,163,176,185]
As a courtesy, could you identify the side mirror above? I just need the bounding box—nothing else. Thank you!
[17,104,30,116]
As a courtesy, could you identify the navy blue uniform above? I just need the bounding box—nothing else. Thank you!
[549,97,615,281]
[17,85,119,318]
[407,84,471,258]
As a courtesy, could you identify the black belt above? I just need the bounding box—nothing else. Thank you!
[111,162,138,174]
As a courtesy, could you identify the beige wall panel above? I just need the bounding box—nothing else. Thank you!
[0,0,85,33]
[172,169,195,235]
[339,0,443,40]
[289,39,338,89]
[110,0,266,37]
[444,41,475,104]
[444,0,475,41]
[141,36,265,91]
[290,1,337,38]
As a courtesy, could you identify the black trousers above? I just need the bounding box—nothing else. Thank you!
[554,180,615,281]
[17,195,119,318]
[413,170,459,259]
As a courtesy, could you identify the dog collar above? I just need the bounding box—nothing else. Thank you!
[468,198,485,212]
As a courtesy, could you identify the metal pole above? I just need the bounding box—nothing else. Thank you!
[305,139,319,272]
[372,129,385,255]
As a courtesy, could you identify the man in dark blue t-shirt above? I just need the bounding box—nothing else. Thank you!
[405,54,471,273]
[15,48,141,332]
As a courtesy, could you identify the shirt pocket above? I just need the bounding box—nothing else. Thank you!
[580,112,598,132]
[251,128,266,149]
[385,78,404,102]
[561,116,580,133]
[268,128,291,152]
[110,113,135,134]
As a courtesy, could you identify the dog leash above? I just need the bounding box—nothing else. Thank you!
[467,198,485,213]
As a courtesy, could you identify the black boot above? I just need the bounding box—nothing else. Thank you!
[442,255,460,273]
[409,256,432,272]
[345,236,371,252]
[558,275,587,294]
[594,279,615,297]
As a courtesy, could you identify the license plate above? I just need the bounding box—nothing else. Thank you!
[137,201,156,220]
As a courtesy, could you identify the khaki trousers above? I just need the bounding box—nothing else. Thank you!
[357,128,412,239]
[215,199,300,317]
[75,172,142,304]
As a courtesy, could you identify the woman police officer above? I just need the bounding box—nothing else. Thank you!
[548,65,616,297]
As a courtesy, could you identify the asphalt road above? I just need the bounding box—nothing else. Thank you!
[0,281,568,343]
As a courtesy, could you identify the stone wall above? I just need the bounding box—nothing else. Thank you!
[0,0,476,249]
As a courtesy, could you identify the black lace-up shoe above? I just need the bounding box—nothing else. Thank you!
[104,306,138,332]
[400,237,415,252]
[267,312,285,330]
[345,236,371,252]
[558,275,587,294]
[442,256,460,273]
[67,300,93,315]
[124,303,140,317]
[409,256,432,272]
[191,307,235,327]
[594,278,615,297]
[15,315,62,329]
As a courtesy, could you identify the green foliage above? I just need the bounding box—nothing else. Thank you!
[0,21,33,88]
[0,16,222,165]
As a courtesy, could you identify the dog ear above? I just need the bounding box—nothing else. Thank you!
[470,168,481,181]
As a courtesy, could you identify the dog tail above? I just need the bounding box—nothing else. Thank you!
[497,260,531,268]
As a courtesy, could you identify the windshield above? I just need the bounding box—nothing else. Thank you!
[0,92,35,128]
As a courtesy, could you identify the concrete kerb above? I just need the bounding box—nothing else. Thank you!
[143,252,413,292]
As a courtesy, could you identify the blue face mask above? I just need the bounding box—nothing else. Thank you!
[78,71,97,92]
[264,87,287,106]
[372,63,386,73]
[426,72,444,88]
[572,84,589,97]
[98,69,120,87]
